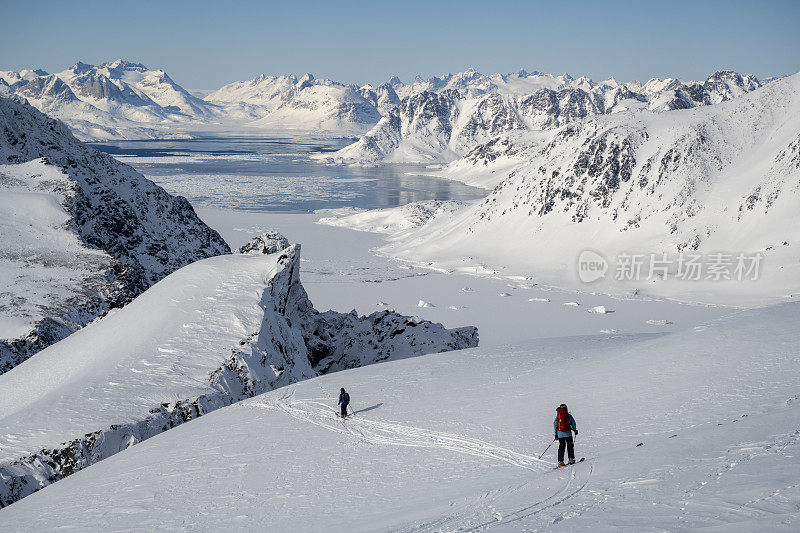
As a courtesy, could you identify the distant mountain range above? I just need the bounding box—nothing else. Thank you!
[324,69,764,165]
[0,60,765,145]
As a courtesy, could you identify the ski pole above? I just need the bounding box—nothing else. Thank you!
[539,437,557,459]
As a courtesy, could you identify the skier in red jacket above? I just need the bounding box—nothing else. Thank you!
[554,403,578,466]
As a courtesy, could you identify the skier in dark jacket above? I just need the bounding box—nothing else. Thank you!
[554,403,578,466]
[338,388,350,418]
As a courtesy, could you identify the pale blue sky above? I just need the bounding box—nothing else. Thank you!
[1,0,798,90]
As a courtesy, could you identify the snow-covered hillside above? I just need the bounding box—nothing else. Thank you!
[204,73,302,119]
[246,78,382,134]
[2,299,797,530]
[322,73,800,306]
[0,244,477,508]
[323,69,763,165]
[0,95,230,373]
[207,73,383,134]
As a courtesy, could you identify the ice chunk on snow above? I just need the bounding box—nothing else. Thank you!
[646,319,673,326]
[499,292,511,297]
[418,300,435,308]
[528,298,550,303]
[461,287,474,292]
[588,305,610,314]
[563,302,580,307]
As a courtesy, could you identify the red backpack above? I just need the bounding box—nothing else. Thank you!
[556,407,570,432]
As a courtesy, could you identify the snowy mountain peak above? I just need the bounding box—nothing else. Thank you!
[703,70,761,101]
[21,68,48,78]
[15,74,78,104]
[102,59,149,73]
[69,61,94,75]
[298,72,315,89]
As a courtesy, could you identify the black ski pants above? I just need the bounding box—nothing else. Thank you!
[340,402,349,418]
[558,436,575,462]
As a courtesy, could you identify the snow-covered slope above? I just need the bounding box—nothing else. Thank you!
[0,244,477,507]
[242,77,381,134]
[0,95,230,373]
[2,300,797,530]
[325,70,763,165]
[318,200,469,234]
[204,73,301,120]
[206,73,385,134]
[322,74,800,306]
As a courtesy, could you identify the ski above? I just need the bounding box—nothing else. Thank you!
[551,457,585,470]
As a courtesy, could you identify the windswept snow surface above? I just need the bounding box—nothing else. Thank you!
[2,302,799,530]
[0,254,275,457]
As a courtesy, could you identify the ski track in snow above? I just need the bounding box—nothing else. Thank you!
[390,462,592,532]
[262,390,550,473]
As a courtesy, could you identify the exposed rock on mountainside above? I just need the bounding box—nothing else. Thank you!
[359,83,401,115]
[238,231,290,255]
[331,90,462,164]
[0,95,230,373]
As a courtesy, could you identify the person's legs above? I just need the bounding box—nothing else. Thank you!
[341,403,348,418]
[566,436,575,461]
[558,438,566,463]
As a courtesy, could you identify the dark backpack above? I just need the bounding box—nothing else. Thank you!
[341,392,350,404]
[556,407,570,432]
